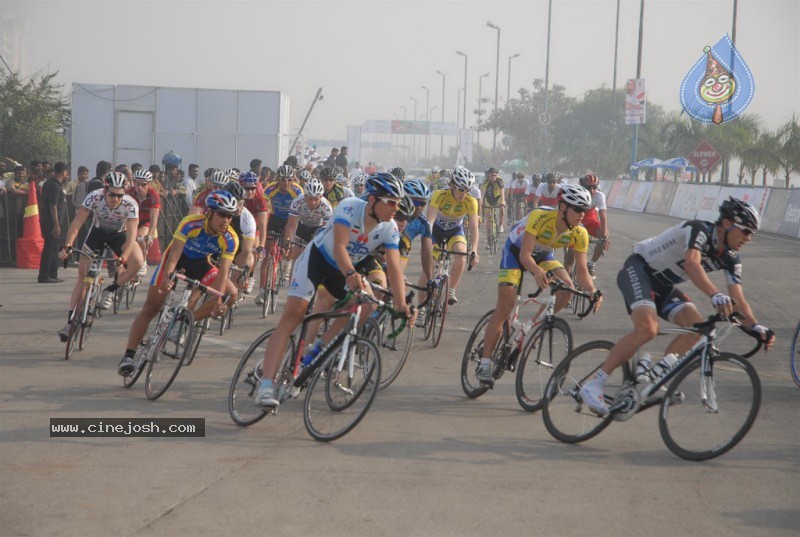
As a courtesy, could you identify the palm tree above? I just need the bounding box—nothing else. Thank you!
[774,116,800,188]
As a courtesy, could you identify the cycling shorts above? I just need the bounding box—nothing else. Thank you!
[287,244,383,302]
[83,227,126,257]
[267,215,288,235]
[432,224,466,260]
[617,254,692,323]
[295,222,320,244]
[497,241,563,288]
[150,248,217,288]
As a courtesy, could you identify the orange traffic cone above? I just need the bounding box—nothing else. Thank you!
[16,184,44,269]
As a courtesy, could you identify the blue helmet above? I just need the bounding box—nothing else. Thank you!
[206,190,239,215]
[366,172,404,198]
[239,171,259,187]
[403,178,430,199]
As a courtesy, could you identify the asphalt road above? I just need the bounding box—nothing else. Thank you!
[1,208,798,537]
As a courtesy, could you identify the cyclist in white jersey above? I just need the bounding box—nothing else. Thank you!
[222,181,257,291]
[255,173,413,407]
[579,197,775,416]
[284,178,333,260]
[57,172,144,340]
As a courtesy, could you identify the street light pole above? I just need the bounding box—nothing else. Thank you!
[487,21,501,154]
[477,72,489,150]
[435,70,446,159]
[507,53,520,103]
[631,0,645,167]
[409,96,417,163]
[421,85,430,161]
[456,51,468,130]
[543,0,553,174]
[400,105,407,164]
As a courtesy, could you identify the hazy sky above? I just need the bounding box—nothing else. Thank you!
[4,0,799,141]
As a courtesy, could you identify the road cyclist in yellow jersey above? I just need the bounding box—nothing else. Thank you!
[475,184,603,385]
[116,190,240,376]
[426,165,480,305]
[481,167,506,235]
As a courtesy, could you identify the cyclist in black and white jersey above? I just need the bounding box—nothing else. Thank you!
[57,172,144,340]
[222,181,257,292]
[579,197,776,416]
[284,178,332,260]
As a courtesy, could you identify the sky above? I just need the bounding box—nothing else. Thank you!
[3,0,799,144]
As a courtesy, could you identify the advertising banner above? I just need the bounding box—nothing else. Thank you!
[694,185,723,221]
[669,183,702,219]
[761,189,789,233]
[627,181,654,212]
[609,180,632,208]
[645,182,678,215]
[605,180,622,206]
[624,78,646,125]
[777,189,800,238]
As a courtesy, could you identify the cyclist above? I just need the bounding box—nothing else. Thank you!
[532,172,561,208]
[57,172,144,340]
[475,183,603,385]
[579,197,774,416]
[284,177,332,260]
[398,179,435,326]
[296,169,312,190]
[319,166,346,208]
[507,172,530,224]
[189,170,228,216]
[117,190,240,376]
[564,172,610,278]
[256,165,303,301]
[222,181,257,290]
[426,165,480,305]
[480,167,506,234]
[254,172,413,407]
[239,171,269,292]
[389,167,406,182]
[126,169,161,278]
[335,171,354,198]
[525,173,543,209]
[352,173,368,199]
[426,168,441,191]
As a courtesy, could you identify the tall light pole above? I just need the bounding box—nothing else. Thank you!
[409,96,417,163]
[477,72,490,150]
[400,105,407,164]
[435,70,446,159]
[631,0,645,167]
[421,85,430,161]
[456,51,468,130]
[543,0,553,174]
[507,53,520,103]
[612,0,621,113]
[487,21,501,154]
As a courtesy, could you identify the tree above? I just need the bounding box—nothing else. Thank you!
[774,116,800,188]
[0,70,70,166]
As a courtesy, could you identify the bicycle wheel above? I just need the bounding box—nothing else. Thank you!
[490,214,499,256]
[303,336,381,442]
[64,317,81,360]
[268,258,279,314]
[112,287,124,314]
[791,321,800,388]
[422,285,438,342]
[218,311,227,336]
[515,317,573,412]
[460,310,506,398]
[144,309,194,401]
[542,340,620,443]
[375,312,414,390]
[125,281,138,310]
[79,292,99,351]
[228,328,296,426]
[226,303,236,330]
[430,276,449,348]
[659,352,761,461]
[184,317,208,367]
[123,340,151,388]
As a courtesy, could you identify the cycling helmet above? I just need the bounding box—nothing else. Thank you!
[335,173,348,185]
[133,169,153,183]
[223,181,245,201]
[210,170,229,187]
[558,184,592,209]
[438,176,452,190]
[297,169,312,182]
[304,178,325,197]
[352,173,368,187]
[545,172,557,183]
[403,178,430,199]
[239,171,259,187]
[389,167,406,180]
[452,166,475,190]
[485,167,499,176]
[719,197,760,231]
[277,164,295,178]
[104,171,127,189]
[205,190,239,215]
[396,195,416,219]
[579,173,599,188]
[319,166,337,179]
[366,172,404,198]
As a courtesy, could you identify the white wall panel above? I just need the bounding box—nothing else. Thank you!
[239,91,281,135]
[114,85,156,112]
[71,83,115,178]
[157,88,197,133]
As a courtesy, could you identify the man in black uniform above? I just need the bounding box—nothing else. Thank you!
[38,162,69,283]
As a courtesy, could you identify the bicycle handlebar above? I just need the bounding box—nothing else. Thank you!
[62,246,119,269]
[526,271,602,319]
[171,272,229,301]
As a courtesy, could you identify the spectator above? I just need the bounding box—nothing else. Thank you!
[181,167,196,207]
[187,163,202,189]
[335,146,349,178]
[87,160,112,193]
[9,165,28,195]
[249,158,262,175]
[38,162,69,283]
[131,162,143,174]
[324,147,339,167]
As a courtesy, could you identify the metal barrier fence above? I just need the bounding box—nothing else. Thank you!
[0,191,191,267]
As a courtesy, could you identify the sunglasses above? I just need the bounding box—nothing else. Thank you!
[107,192,125,199]
[586,185,598,190]
[735,224,755,236]
[378,197,401,207]
[134,182,149,187]
[411,199,428,207]
[567,204,586,214]
[215,211,235,219]
[243,187,256,191]
[454,187,469,193]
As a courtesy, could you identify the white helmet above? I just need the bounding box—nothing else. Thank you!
[452,166,475,190]
[210,170,230,187]
[438,176,451,190]
[558,184,593,209]
[352,173,368,186]
[104,171,127,189]
[304,178,325,197]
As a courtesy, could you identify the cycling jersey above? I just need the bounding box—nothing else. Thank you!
[81,190,138,232]
[289,194,333,228]
[244,183,269,215]
[509,179,530,197]
[632,220,742,287]
[482,178,504,206]
[507,208,589,254]
[231,207,257,242]
[429,189,479,231]
[324,184,347,208]
[313,197,400,270]
[264,182,303,219]
[581,189,607,238]
[534,183,561,207]
[126,186,160,228]
[171,214,239,261]
[192,188,213,209]
[399,215,433,258]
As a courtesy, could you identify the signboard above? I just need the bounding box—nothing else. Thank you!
[538,112,551,126]
[687,140,722,174]
[624,78,646,125]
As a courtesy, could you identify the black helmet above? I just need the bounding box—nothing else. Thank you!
[223,181,245,201]
[719,197,759,231]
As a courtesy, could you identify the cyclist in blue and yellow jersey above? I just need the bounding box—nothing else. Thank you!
[117,190,240,376]
[426,165,480,306]
[474,184,602,386]
[398,179,436,326]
